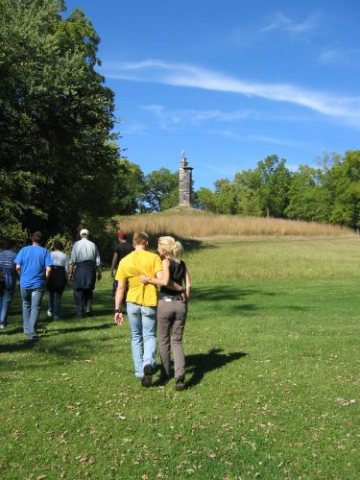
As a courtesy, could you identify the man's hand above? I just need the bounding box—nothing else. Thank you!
[114,311,123,326]
[97,271,102,281]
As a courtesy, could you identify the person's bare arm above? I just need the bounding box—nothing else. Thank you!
[184,268,191,300]
[68,264,75,280]
[110,252,119,278]
[114,279,126,325]
[97,265,102,281]
[140,259,183,292]
[139,258,170,286]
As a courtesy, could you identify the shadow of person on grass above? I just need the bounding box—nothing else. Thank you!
[184,348,247,388]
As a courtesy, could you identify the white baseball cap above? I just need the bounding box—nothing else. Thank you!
[80,228,89,237]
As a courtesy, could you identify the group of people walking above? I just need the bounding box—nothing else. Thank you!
[0,229,102,338]
[0,229,191,390]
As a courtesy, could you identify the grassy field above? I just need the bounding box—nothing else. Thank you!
[1,236,359,479]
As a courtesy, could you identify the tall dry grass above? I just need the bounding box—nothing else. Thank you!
[113,212,354,238]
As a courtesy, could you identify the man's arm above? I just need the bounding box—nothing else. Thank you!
[96,264,102,281]
[110,252,119,278]
[114,279,126,325]
[68,263,75,280]
[45,266,52,279]
[68,246,76,280]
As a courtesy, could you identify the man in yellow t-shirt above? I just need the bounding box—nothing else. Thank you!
[114,232,163,387]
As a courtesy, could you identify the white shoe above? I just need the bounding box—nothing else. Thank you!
[47,310,52,317]
[0,324,5,330]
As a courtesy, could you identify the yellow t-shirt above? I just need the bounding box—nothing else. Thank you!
[115,250,162,306]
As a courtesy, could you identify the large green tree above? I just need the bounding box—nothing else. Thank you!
[285,165,330,222]
[142,168,178,211]
[113,158,145,214]
[0,0,119,238]
[233,169,262,216]
[329,151,360,229]
[254,155,292,218]
[212,179,238,214]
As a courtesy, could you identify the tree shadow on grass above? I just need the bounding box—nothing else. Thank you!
[146,234,215,253]
[0,340,39,354]
[0,333,115,372]
[185,348,247,388]
[192,286,276,303]
[44,323,112,336]
[191,286,263,315]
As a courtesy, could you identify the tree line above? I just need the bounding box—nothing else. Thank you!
[1,1,360,244]
[139,151,360,233]
[195,151,360,230]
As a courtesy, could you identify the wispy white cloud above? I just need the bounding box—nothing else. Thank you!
[210,129,310,149]
[196,161,239,180]
[143,104,312,128]
[142,104,257,129]
[262,12,320,34]
[104,59,360,128]
[117,120,148,136]
[319,47,360,67]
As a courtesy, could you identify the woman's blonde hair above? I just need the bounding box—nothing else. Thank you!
[158,236,183,260]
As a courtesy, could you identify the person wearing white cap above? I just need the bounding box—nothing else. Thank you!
[69,229,101,317]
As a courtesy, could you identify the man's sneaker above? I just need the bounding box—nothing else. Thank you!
[47,309,52,318]
[175,376,186,391]
[141,364,154,388]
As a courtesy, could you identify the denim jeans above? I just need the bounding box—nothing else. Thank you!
[126,302,157,378]
[48,291,63,319]
[0,288,14,326]
[21,287,45,339]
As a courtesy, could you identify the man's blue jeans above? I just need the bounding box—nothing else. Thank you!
[48,291,63,319]
[126,302,157,378]
[21,287,45,339]
[0,288,14,326]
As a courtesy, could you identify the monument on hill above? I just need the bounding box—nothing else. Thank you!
[179,150,193,207]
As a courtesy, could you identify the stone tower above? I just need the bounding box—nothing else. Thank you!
[179,150,193,207]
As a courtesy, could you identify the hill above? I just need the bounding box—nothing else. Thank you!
[113,209,354,239]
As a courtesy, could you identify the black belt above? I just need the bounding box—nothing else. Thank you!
[159,294,182,301]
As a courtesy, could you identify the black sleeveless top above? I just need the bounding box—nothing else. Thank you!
[160,259,186,296]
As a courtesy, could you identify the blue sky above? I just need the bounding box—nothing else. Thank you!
[66,0,360,189]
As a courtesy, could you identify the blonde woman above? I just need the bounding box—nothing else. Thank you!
[140,236,191,390]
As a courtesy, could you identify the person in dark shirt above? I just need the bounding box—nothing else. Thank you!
[110,231,133,296]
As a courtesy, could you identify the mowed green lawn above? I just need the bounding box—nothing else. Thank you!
[0,237,359,479]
